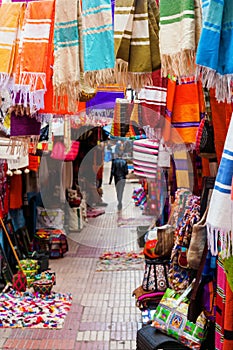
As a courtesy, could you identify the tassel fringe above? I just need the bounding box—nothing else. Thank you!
[161,50,196,78]
[207,223,233,257]
[196,65,233,103]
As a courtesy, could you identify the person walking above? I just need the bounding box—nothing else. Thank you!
[109,151,128,211]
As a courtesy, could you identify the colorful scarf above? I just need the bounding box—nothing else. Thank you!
[12,0,55,112]
[163,76,205,150]
[216,256,226,350]
[114,0,160,89]
[138,69,168,128]
[196,0,233,103]
[53,0,80,112]
[159,0,202,78]
[0,2,26,90]
[82,0,115,86]
[206,116,233,257]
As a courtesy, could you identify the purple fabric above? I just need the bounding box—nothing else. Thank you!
[86,91,125,110]
[10,111,41,137]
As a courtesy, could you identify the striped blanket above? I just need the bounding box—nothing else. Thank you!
[0,3,26,90]
[162,76,205,150]
[12,0,55,112]
[159,0,202,78]
[82,0,115,86]
[114,0,160,89]
[53,0,80,112]
[206,115,233,257]
[138,69,168,128]
[133,139,159,179]
[196,0,233,103]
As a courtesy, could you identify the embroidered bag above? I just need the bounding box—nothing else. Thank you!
[12,269,27,292]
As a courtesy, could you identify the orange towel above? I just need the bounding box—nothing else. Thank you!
[163,77,205,148]
[13,0,55,112]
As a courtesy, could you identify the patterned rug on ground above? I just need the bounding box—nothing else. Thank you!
[117,216,153,227]
[96,251,144,271]
[0,290,72,328]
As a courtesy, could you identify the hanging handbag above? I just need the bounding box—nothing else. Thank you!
[196,114,216,159]
[187,208,208,270]
[142,258,170,292]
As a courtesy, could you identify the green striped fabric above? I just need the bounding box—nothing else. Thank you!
[159,0,200,78]
[114,0,160,89]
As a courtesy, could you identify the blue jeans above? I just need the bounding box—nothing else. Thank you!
[115,179,126,210]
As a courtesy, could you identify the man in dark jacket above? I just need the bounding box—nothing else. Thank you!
[109,151,128,211]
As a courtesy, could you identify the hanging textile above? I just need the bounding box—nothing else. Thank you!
[110,99,132,138]
[133,139,159,179]
[159,0,202,78]
[206,116,233,257]
[53,0,80,112]
[9,174,23,209]
[173,150,191,190]
[10,110,41,154]
[162,76,205,150]
[82,0,115,86]
[86,89,125,111]
[12,0,55,112]
[209,88,232,165]
[138,69,168,128]
[0,2,26,90]
[114,0,160,89]
[215,256,226,350]
[0,160,9,219]
[196,0,233,103]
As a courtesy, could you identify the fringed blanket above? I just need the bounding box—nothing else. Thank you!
[206,115,233,257]
[0,290,72,328]
[138,69,168,128]
[196,0,233,103]
[159,0,201,78]
[12,0,55,112]
[114,0,160,89]
[162,76,205,150]
[53,0,80,113]
[0,3,26,90]
[82,0,115,86]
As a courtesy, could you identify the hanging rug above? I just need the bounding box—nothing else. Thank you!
[0,290,72,328]
[96,251,144,272]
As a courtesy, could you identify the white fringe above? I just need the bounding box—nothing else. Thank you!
[196,65,233,103]
[207,223,233,257]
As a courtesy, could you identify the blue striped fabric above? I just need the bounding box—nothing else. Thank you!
[206,115,233,256]
[196,0,233,102]
[82,0,115,73]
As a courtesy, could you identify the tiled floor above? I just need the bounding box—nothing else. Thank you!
[0,164,155,350]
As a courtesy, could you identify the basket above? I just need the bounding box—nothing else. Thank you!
[33,279,53,295]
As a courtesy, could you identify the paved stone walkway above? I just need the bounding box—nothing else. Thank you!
[0,163,155,350]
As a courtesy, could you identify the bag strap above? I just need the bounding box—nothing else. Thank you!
[190,241,208,301]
